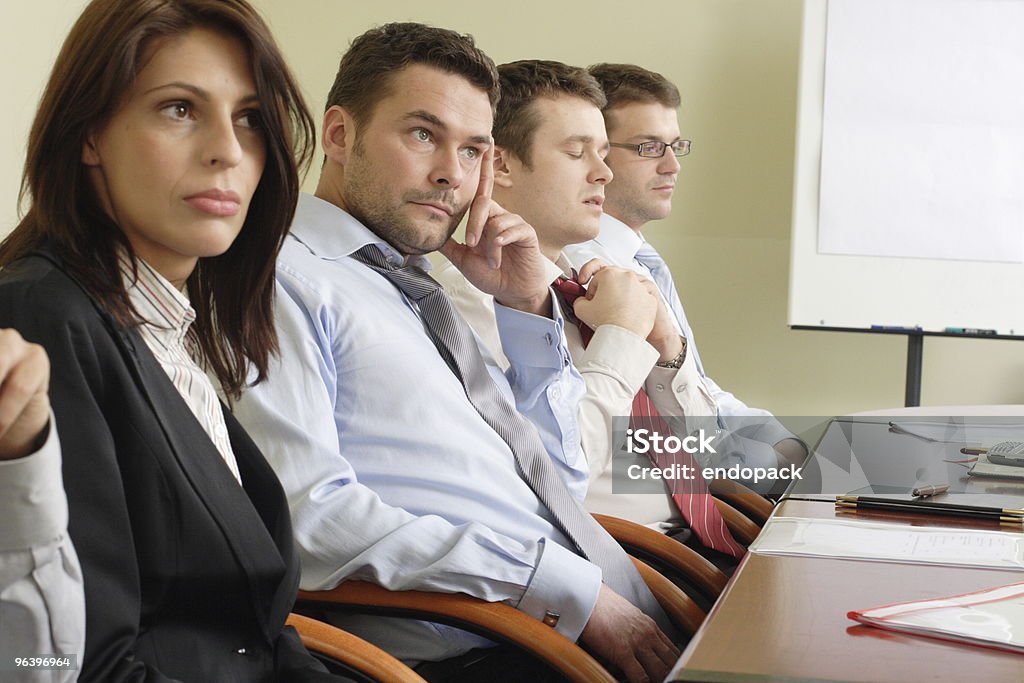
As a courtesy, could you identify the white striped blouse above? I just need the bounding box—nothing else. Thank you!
[119,255,242,484]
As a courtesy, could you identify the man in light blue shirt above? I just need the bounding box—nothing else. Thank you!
[234,24,677,682]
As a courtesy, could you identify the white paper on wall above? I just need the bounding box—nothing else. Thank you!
[818,0,1024,263]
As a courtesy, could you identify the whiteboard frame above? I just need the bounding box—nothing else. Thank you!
[788,0,1024,337]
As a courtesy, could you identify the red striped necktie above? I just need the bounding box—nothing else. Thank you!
[552,276,745,558]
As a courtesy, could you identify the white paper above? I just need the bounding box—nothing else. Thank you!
[818,0,1024,263]
[750,516,1024,568]
[853,582,1024,653]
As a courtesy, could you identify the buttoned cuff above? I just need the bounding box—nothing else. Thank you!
[494,295,570,370]
[0,414,65,551]
[643,365,698,413]
[516,539,602,642]
[578,325,659,394]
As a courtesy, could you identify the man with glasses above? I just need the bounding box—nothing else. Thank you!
[564,64,805,567]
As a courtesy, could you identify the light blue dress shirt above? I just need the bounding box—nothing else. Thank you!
[234,194,598,663]
[564,213,795,467]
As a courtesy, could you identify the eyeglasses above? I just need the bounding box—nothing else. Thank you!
[608,139,691,158]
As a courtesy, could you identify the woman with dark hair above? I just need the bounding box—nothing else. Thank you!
[0,0,346,680]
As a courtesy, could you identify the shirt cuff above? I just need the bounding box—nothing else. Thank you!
[516,539,602,642]
[578,325,659,394]
[494,295,569,370]
[0,415,65,551]
[646,365,716,422]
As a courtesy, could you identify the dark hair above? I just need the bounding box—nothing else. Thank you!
[0,0,315,400]
[325,22,500,128]
[493,60,605,169]
[587,63,681,115]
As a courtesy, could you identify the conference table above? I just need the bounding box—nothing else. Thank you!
[669,415,1024,683]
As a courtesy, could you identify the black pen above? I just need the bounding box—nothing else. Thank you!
[835,500,1014,522]
[835,495,1024,521]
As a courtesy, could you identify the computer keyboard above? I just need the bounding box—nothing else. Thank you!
[986,441,1024,467]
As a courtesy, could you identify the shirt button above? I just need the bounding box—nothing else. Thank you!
[655,383,665,392]
[545,333,554,346]
[236,648,247,655]
[551,387,561,400]
[676,385,687,393]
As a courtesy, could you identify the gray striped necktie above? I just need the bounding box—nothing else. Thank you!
[352,244,670,631]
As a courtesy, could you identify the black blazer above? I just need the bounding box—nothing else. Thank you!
[0,253,341,682]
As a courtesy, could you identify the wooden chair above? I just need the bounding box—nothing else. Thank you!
[298,581,615,682]
[712,497,762,545]
[708,479,774,526]
[592,513,728,605]
[629,557,704,636]
[287,612,425,682]
[297,562,704,683]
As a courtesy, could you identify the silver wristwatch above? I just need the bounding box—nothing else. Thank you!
[655,336,688,369]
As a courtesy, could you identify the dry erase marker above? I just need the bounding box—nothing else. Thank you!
[870,325,923,332]
[944,327,997,336]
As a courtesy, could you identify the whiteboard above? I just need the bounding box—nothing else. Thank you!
[789,0,1024,335]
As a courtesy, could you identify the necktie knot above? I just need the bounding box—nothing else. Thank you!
[552,276,585,304]
[551,277,594,345]
[633,241,665,273]
[353,244,439,303]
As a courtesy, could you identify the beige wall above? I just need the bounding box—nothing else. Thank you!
[4,0,1022,416]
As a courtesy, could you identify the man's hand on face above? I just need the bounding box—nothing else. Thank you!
[580,584,680,683]
[573,264,658,339]
[0,329,51,461]
[441,145,553,317]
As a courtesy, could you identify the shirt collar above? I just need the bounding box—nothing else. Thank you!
[597,212,646,261]
[549,253,574,281]
[119,253,195,340]
[290,193,432,271]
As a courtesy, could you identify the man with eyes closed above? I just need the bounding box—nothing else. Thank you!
[435,58,762,570]
[234,23,678,683]
[435,59,682,509]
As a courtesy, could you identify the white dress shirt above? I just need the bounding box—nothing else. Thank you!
[0,420,84,683]
[564,213,797,483]
[234,194,600,664]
